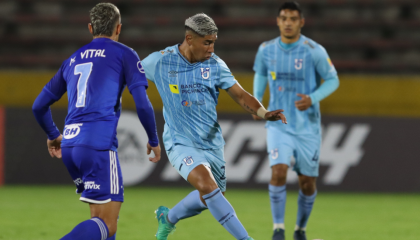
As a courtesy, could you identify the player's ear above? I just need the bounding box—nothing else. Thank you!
[276,17,281,27]
[115,24,122,35]
[88,23,93,35]
[186,33,193,46]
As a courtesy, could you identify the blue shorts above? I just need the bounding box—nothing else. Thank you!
[166,144,226,192]
[267,127,321,177]
[62,146,124,203]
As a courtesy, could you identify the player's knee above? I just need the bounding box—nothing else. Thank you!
[270,164,288,186]
[270,174,286,186]
[300,178,316,195]
[196,182,218,195]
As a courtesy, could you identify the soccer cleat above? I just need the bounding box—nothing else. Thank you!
[272,228,285,240]
[155,206,176,240]
[246,238,255,240]
[293,230,307,240]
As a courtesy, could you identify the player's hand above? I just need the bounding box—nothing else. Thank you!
[252,114,263,121]
[47,135,62,159]
[264,109,287,124]
[295,93,312,111]
[147,142,161,163]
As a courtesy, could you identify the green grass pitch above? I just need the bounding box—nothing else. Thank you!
[0,186,419,240]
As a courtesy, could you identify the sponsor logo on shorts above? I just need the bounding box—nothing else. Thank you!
[84,181,100,190]
[63,123,82,139]
[183,156,194,166]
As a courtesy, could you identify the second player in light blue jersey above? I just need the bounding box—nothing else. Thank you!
[142,13,286,240]
[253,2,339,240]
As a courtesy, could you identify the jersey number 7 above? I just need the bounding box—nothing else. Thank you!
[74,62,93,108]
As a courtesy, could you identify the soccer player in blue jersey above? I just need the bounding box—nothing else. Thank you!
[142,13,287,240]
[32,3,161,240]
[253,2,340,240]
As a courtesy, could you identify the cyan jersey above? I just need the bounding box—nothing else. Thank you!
[253,35,337,135]
[44,38,148,150]
[142,44,237,150]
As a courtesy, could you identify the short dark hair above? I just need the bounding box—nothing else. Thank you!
[278,2,304,18]
[89,3,121,37]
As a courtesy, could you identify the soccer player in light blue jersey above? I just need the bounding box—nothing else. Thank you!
[32,3,161,240]
[142,13,287,240]
[253,2,339,240]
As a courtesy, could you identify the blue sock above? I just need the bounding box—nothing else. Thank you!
[203,188,249,240]
[61,217,109,240]
[269,184,287,229]
[168,190,208,224]
[296,190,317,230]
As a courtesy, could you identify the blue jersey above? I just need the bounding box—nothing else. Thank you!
[253,35,338,136]
[43,38,148,151]
[142,45,237,150]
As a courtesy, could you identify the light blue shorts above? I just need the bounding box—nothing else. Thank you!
[267,127,321,177]
[166,144,226,192]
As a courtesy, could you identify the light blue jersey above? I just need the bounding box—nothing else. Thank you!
[142,44,237,150]
[253,35,339,136]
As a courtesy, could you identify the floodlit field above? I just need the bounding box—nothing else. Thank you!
[0,186,419,240]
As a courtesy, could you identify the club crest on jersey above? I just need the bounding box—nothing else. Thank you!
[201,68,210,79]
[181,100,192,107]
[183,156,194,166]
[63,123,83,139]
[295,59,303,70]
[271,148,279,160]
[137,61,145,73]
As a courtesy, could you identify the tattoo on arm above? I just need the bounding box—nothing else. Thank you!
[243,103,256,114]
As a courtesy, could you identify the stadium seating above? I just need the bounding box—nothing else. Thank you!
[0,0,419,72]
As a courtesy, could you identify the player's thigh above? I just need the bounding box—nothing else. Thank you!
[73,147,124,204]
[62,147,84,192]
[204,148,226,192]
[293,135,321,177]
[166,144,210,182]
[267,128,295,168]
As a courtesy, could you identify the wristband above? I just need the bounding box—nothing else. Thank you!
[257,107,268,119]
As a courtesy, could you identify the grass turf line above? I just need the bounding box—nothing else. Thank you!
[0,186,419,240]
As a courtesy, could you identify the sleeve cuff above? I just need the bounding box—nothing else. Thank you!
[43,87,62,101]
[48,130,61,141]
[220,79,238,90]
[128,82,148,93]
[148,139,159,147]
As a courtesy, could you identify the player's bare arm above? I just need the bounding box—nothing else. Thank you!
[47,134,63,158]
[226,83,287,123]
[295,93,312,111]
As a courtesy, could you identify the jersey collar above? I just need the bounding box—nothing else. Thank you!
[175,44,209,66]
[277,35,304,51]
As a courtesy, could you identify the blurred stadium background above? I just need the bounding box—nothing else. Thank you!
[1,0,420,239]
